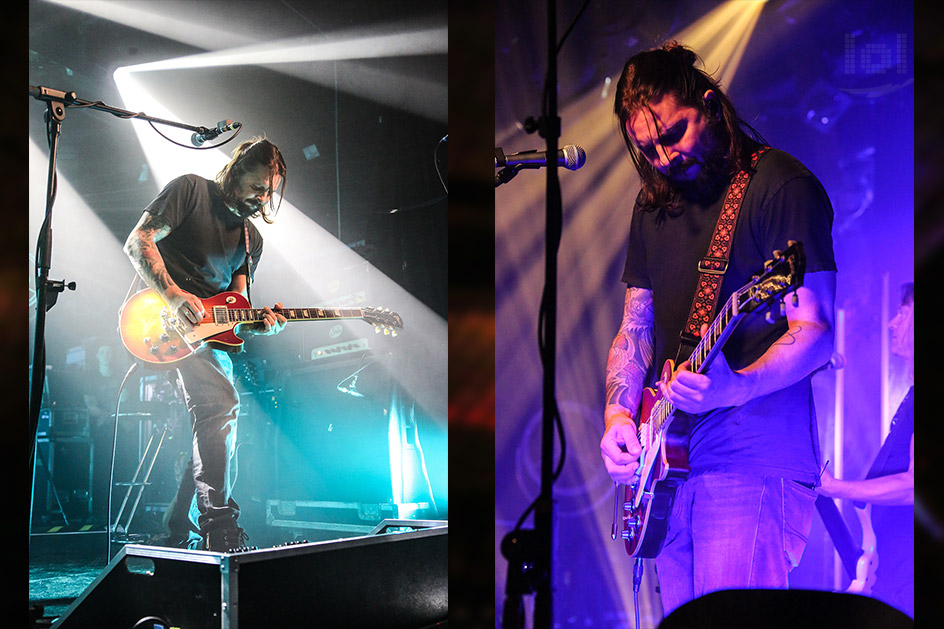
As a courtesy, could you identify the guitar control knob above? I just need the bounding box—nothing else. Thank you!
[167,345,178,354]
[160,333,171,342]
[149,346,160,355]
[621,529,634,540]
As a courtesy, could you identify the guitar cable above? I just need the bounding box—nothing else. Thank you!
[106,360,141,562]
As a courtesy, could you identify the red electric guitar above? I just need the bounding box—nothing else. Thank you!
[612,241,806,558]
[119,288,403,367]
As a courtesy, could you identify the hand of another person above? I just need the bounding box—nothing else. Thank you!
[816,467,838,497]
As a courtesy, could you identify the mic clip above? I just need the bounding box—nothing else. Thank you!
[191,120,241,147]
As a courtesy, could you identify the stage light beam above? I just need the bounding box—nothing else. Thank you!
[495,0,767,620]
[113,66,446,421]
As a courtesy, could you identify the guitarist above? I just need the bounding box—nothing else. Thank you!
[123,137,288,552]
[599,43,837,616]
[817,282,914,618]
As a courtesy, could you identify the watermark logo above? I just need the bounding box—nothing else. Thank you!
[844,32,908,76]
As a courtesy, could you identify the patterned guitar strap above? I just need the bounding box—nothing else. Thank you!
[675,146,770,364]
[244,219,253,306]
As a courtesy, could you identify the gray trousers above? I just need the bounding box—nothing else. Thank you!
[171,347,241,536]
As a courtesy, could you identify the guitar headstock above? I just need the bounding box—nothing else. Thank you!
[737,240,806,314]
[362,307,404,336]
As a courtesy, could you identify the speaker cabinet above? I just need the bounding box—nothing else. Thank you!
[274,355,394,503]
[53,524,447,628]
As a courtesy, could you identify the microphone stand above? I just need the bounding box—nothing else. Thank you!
[500,2,561,627]
[28,85,208,536]
[536,0,560,623]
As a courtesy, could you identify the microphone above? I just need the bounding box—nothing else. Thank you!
[337,374,365,397]
[29,85,76,103]
[191,119,241,146]
[337,385,364,398]
[495,144,587,171]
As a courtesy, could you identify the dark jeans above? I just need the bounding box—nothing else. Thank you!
[166,347,241,539]
[654,473,818,617]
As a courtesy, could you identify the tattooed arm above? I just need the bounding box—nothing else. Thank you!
[600,287,655,483]
[123,211,206,329]
[660,270,836,414]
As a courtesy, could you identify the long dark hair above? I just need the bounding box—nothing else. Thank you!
[900,281,914,306]
[614,41,765,212]
[216,137,287,223]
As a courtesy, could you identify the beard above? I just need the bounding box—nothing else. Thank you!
[219,184,261,218]
[233,199,262,218]
[670,127,730,203]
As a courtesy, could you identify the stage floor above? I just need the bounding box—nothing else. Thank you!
[29,530,107,625]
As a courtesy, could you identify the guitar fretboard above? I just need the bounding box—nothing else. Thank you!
[641,293,744,439]
[213,306,364,324]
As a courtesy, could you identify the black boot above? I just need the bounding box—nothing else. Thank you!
[205,525,250,553]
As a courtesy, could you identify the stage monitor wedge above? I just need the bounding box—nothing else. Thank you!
[52,524,447,628]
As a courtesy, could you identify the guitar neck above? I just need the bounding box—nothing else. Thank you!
[688,296,746,374]
[219,306,365,324]
[644,295,746,435]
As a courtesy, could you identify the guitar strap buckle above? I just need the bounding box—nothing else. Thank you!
[697,256,729,275]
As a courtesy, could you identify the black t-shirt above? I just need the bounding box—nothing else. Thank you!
[142,174,263,299]
[622,147,836,482]
[865,387,914,612]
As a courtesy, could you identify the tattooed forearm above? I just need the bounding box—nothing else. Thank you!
[772,324,802,346]
[605,288,655,415]
[124,213,175,293]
